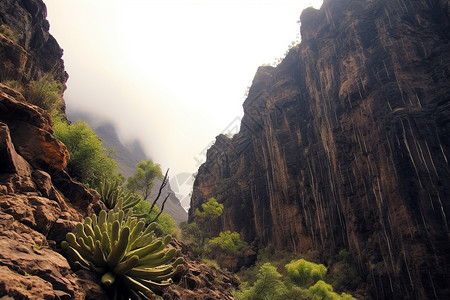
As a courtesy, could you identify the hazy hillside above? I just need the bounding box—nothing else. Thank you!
[68,110,188,224]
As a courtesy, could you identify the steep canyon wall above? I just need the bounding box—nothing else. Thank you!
[190,0,450,298]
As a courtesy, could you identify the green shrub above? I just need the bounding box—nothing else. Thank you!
[329,249,361,291]
[53,116,118,188]
[195,197,223,219]
[1,74,64,113]
[234,263,288,300]
[308,280,354,300]
[126,160,163,201]
[285,258,327,287]
[25,74,64,112]
[133,200,176,235]
[209,231,247,254]
[61,209,183,299]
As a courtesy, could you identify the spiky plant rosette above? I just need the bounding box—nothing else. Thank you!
[61,209,184,299]
[98,179,141,211]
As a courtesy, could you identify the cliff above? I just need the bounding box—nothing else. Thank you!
[0,0,67,86]
[190,0,450,299]
[0,0,231,299]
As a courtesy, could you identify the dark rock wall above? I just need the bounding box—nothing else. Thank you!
[0,0,67,85]
[190,0,450,298]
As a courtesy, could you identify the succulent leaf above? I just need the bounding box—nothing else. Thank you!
[61,209,182,299]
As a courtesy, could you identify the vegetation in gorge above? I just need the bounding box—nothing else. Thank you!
[233,245,357,300]
[53,115,119,188]
[209,231,248,254]
[194,197,224,219]
[127,160,163,201]
[2,73,64,113]
[61,209,184,299]
[98,178,141,211]
[133,200,176,235]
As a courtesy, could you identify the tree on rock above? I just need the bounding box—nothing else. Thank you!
[195,197,223,219]
[127,160,163,200]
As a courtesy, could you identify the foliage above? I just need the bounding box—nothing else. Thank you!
[194,197,223,219]
[26,74,64,112]
[133,200,176,235]
[1,74,64,113]
[234,244,357,300]
[308,280,354,300]
[0,24,21,43]
[61,209,183,299]
[234,263,288,300]
[179,222,209,255]
[53,116,118,188]
[127,160,163,200]
[209,231,247,254]
[285,258,327,287]
[98,178,141,211]
[180,222,204,243]
[329,250,361,291]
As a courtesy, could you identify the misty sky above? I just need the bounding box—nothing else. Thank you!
[44,0,323,208]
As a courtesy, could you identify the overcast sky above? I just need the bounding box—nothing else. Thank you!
[44,0,323,208]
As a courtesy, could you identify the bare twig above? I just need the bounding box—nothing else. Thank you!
[151,193,170,223]
[149,168,169,217]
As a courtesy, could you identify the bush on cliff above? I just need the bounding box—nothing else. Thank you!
[53,115,119,188]
[209,230,247,254]
[235,245,356,300]
[285,258,327,286]
[2,73,64,112]
[195,197,223,219]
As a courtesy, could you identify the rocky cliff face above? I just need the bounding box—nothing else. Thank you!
[0,1,102,298]
[0,0,67,86]
[0,83,106,298]
[190,0,450,299]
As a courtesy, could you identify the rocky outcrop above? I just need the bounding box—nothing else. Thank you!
[0,83,107,299]
[163,240,240,300]
[190,0,450,299]
[0,0,67,85]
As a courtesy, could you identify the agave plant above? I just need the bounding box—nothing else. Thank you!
[98,179,141,212]
[61,209,184,299]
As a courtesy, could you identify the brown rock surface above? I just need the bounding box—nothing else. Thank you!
[0,0,67,84]
[0,84,70,172]
[191,0,450,299]
[0,1,106,295]
[163,240,240,300]
[0,89,104,298]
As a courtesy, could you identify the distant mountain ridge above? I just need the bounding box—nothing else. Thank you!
[68,110,188,224]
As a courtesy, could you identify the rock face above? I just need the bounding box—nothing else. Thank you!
[0,1,105,298]
[190,0,450,299]
[0,0,67,84]
[0,83,106,299]
[163,240,240,300]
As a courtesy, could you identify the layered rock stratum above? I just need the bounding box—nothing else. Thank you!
[190,0,450,299]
